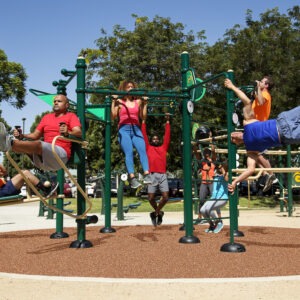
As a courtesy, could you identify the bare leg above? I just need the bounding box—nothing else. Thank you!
[12,140,43,156]
[148,193,157,210]
[11,170,40,190]
[155,191,168,214]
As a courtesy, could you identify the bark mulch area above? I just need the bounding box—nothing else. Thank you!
[0,225,299,278]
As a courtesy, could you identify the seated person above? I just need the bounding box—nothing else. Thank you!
[0,94,82,172]
[0,164,57,198]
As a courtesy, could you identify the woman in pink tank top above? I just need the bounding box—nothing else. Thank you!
[111,80,152,189]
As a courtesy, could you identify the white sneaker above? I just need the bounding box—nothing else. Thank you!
[131,178,142,189]
[143,174,153,185]
[0,122,12,152]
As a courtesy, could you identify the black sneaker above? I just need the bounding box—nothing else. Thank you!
[263,174,276,192]
[150,211,157,226]
[39,182,59,198]
[47,182,59,197]
[157,211,164,225]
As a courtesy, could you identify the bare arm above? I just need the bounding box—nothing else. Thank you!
[15,129,43,141]
[209,131,217,161]
[68,126,82,138]
[255,81,266,105]
[139,97,148,121]
[0,164,7,176]
[224,79,254,121]
[111,98,120,120]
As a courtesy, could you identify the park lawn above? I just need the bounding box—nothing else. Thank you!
[63,195,279,214]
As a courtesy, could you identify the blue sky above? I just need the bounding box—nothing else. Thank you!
[0,0,298,130]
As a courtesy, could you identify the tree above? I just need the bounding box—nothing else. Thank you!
[203,6,300,118]
[80,15,208,174]
[0,50,27,108]
[79,7,300,175]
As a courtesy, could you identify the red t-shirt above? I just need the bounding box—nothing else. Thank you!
[142,122,170,173]
[36,112,81,158]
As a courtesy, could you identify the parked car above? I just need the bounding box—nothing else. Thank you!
[111,179,118,196]
[64,183,72,198]
[238,180,258,196]
[168,178,184,198]
[86,184,95,197]
[137,178,184,198]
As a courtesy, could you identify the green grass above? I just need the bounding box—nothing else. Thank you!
[63,194,283,214]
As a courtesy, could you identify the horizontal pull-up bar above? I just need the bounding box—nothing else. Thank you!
[197,134,228,143]
[232,168,300,173]
[83,88,187,99]
[215,149,299,155]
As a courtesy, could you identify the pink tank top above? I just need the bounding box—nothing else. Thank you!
[119,100,140,126]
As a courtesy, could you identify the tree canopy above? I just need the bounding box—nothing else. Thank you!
[0,50,27,109]
[80,7,299,175]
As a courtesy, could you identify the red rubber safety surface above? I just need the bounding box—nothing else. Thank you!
[0,225,299,278]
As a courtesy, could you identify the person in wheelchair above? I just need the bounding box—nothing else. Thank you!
[0,94,82,172]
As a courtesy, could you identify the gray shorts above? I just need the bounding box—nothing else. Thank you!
[33,141,68,171]
[148,173,169,194]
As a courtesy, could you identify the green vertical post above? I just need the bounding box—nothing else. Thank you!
[221,70,245,252]
[100,96,116,233]
[70,56,93,248]
[226,71,243,238]
[278,154,284,212]
[286,145,293,216]
[50,169,69,238]
[179,52,199,244]
[50,81,69,239]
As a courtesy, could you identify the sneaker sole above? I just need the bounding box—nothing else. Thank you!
[143,181,152,185]
[0,122,9,151]
[150,213,157,226]
[47,183,59,198]
[0,122,7,135]
[213,224,224,233]
[263,176,274,192]
[131,183,142,189]
[157,212,164,225]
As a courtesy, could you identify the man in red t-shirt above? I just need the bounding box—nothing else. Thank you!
[0,94,82,171]
[141,114,170,226]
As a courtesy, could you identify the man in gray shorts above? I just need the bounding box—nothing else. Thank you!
[0,94,82,171]
[141,114,171,226]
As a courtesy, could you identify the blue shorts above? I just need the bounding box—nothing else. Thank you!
[0,181,20,197]
[148,173,169,193]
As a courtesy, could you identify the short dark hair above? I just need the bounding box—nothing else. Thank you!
[203,148,211,156]
[264,76,274,91]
